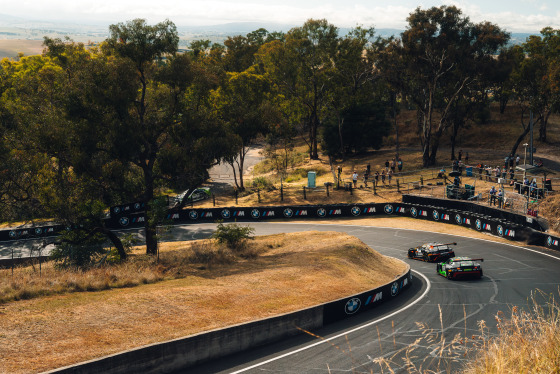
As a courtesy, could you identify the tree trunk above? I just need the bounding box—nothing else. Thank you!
[510,124,532,159]
[143,168,158,255]
[230,161,240,190]
[393,93,399,161]
[100,227,127,260]
[237,149,245,190]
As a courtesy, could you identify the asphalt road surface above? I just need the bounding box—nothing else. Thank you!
[164,222,560,374]
[4,221,560,373]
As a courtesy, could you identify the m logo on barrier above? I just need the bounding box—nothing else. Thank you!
[547,236,559,247]
[365,292,383,306]
[345,298,361,314]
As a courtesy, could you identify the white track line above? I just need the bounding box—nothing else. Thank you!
[228,269,431,374]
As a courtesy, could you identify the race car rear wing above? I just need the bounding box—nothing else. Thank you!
[454,258,484,262]
[433,242,457,248]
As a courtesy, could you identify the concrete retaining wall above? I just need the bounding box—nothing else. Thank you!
[44,269,411,374]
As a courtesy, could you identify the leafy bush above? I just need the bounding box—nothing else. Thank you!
[251,176,275,191]
[212,221,255,251]
[50,230,107,270]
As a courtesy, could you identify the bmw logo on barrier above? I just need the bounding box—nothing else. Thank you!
[251,209,261,219]
[317,208,327,217]
[221,209,231,219]
[9,230,16,238]
[283,208,294,218]
[189,210,198,220]
[455,214,462,224]
[391,282,399,296]
[384,204,394,214]
[345,297,361,315]
[134,203,142,210]
[35,228,42,235]
[351,206,361,216]
[119,217,130,227]
[410,207,418,217]
[432,210,439,220]
[497,225,504,237]
[113,207,121,214]
[475,219,482,231]
[547,236,553,247]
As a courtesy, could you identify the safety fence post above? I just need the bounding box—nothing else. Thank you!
[303,186,307,200]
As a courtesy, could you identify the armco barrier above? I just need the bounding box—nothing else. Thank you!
[45,269,411,374]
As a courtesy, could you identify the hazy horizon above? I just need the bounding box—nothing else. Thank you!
[0,0,559,34]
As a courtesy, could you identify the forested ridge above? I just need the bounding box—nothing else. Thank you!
[1,6,560,262]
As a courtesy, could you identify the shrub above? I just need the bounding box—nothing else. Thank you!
[251,176,275,191]
[212,221,255,251]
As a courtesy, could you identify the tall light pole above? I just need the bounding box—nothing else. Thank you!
[523,142,529,180]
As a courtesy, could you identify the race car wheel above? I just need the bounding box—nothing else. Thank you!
[479,270,483,278]
[446,271,453,280]
[408,251,413,259]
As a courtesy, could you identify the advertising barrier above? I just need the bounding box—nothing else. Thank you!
[2,201,559,253]
[402,194,546,231]
[323,269,412,324]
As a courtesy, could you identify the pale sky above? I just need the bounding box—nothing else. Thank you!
[1,0,559,33]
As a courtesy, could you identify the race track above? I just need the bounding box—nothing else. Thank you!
[3,221,559,373]
[169,222,560,374]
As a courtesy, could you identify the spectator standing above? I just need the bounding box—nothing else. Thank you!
[381,169,386,184]
[489,186,497,205]
[388,169,393,184]
[397,157,403,172]
[516,154,520,166]
[363,170,369,187]
[497,189,503,208]
[352,171,358,188]
[385,160,390,171]
[504,156,509,170]
[509,154,514,168]
[374,171,380,186]
[390,158,396,172]
[458,149,463,161]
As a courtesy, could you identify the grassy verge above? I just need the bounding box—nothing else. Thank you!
[0,231,407,374]
[463,291,560,374]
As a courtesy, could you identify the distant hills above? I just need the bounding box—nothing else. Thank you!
[0,13,539,59]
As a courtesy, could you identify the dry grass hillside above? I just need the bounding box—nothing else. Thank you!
[0,231,407,374]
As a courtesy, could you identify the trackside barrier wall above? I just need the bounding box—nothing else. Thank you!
[45,269,411,374]
[3,201,559,251]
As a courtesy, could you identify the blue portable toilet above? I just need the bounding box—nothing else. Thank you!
[466,166,473,177]
[307,171,316,188]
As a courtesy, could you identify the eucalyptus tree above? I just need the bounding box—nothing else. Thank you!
[514,28,560,143]
[257,19,339,160]
[211,69,277,190]
[323,27,391,159]
[394,6,509,166]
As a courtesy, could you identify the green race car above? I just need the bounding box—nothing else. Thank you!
[437,257,484,280]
